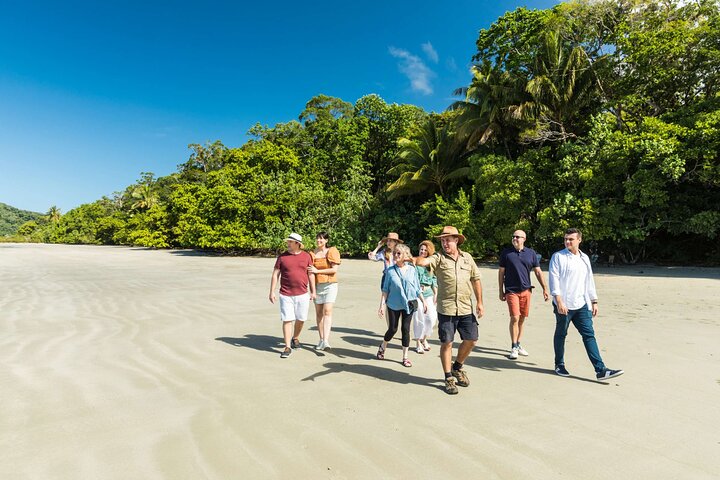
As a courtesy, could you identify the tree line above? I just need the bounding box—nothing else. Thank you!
[0,203,44,236]
[8,0,720,264]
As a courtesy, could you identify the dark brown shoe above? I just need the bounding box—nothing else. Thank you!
[452,368,470,387]
[445,377,459,395]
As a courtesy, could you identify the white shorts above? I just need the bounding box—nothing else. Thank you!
[279,293,310,322]
[314,282,338,304]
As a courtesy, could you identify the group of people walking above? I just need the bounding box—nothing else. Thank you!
[269,226,624,395]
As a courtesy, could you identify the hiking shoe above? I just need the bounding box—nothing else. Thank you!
[508,347,519,359]
[451,368,470,387]
[555,365,570,377]
[291,338,300,349]
[517,345,529,356]
[280,347,292,358]
[445,377,459,395]
[596,369,624,381]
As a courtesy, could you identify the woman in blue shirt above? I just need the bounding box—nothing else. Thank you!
[376,243,427,367]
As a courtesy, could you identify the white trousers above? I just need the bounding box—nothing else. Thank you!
[412,297,437,339]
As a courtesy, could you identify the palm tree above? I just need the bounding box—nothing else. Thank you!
[128,172,160,211]
[385,117,471,199]
[450,62,528,156]
[130,184,158,211]
[46,206,61,223]
[451,29,605,151]
[512,29,605,143]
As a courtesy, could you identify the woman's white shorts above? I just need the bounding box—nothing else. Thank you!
[314,282,338,305]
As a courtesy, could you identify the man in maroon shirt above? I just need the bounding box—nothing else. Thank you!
[269,233,316,358]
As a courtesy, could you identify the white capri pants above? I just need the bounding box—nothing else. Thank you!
[413,296,437,339]
[279,293,310,321]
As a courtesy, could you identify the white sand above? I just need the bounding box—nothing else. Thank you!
[1,243,718,479]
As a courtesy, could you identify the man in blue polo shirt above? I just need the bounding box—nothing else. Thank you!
[498,230,549,359]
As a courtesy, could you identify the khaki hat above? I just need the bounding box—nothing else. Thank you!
[284,232,304,247]
[380,232,404,244]
[434,226,466,245]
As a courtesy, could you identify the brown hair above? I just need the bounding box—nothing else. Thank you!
[565,228,582,239]
[419,240,435,256]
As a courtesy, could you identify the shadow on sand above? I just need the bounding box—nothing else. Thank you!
[216,335,283,354]
[465,350,604,384]
[216,335,353,358]
[301,362,444,391]
[216,334,603,385]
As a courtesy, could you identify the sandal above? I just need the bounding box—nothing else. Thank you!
[376,345,385,360]
[415,346,424,354]
[402,358,412,368]
[422,340,431,351]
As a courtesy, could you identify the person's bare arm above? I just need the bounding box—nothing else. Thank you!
[414,256,430,267]
[368,241,384,260]
[498,267,506,301]
[308,271,316,300]
[533,266,549,301]
[378,292,388,317]
[269,268,280,303]
[473,279,484,318]
[308,264,339,275]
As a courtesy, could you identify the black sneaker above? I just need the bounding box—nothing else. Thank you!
[596,369,624,381]
[291,338,300,349]
[280,347,292,358]
[555,365,570,377]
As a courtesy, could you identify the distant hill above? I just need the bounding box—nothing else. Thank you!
[0,202,44,236]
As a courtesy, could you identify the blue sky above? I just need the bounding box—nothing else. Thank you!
[0,0,558,213]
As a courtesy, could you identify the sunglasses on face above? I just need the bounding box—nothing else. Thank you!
[512,235,525,239]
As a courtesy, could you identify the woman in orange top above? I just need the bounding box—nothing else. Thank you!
[308,231,342,350]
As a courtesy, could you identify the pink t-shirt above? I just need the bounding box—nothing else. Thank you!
[274,251,313,296]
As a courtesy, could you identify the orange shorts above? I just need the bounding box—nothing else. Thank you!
[506,289,531,317]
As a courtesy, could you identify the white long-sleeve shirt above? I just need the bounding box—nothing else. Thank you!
[548,248,598,310]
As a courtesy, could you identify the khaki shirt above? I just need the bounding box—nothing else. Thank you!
[426,250,481,316]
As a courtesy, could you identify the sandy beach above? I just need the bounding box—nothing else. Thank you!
[1,243,718,479]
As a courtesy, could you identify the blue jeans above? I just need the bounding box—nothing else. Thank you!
[553,304,606,373]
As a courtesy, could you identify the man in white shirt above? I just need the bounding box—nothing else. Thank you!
[548,228,624,381]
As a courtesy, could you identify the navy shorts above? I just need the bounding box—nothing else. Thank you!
[438,313,479,343]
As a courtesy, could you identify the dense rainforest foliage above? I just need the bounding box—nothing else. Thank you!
[0,203,43,236]
[5,0,720,263]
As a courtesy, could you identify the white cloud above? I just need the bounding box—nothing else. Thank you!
[388,46,435,95]
[421,42,439,63]
[446,57,458,72]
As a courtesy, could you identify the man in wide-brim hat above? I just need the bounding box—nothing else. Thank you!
[416,226,484,395]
